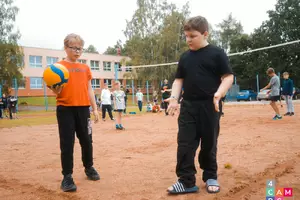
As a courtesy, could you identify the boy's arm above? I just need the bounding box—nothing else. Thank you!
[216,74,234,97]
[290,80,294,96]
[113,93,117,109]
[261,83,271,91]
[170,79,184,101]
[88,82,97,112]
[262,78,274,91]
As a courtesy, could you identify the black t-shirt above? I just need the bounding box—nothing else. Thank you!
[8,96,17,108]
[175,45,233,100]
[125,89,130,100]
[161,84,171,99]
[2,97,7,108]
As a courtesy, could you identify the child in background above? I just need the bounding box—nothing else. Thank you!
[136,89,144,112]
[113,81,126,130]
[152,103,160,113]
[49,33,100,192]
[146,102,153,112]
[282,72,295,116]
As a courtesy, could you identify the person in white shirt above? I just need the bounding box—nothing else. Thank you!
[101,83,114,121]
[136,89,144,112]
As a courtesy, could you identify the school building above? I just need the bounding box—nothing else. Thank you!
[11,46,149,97]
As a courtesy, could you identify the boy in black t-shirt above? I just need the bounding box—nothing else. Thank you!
[165,16,234,194]
[161,79,171,115]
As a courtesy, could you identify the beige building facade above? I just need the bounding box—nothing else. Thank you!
[12,46,133,97]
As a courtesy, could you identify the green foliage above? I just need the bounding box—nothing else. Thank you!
[104,40,127,55]
[105,0,300,90]
[0,0,24,95]
[84,45,99,53]
[121,0,190,87]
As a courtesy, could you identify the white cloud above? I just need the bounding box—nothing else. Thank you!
[14,0,276,53]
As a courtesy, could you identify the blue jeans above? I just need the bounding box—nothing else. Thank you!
[138,101,143,112]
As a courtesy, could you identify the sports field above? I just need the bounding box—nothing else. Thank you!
[0,102,300,200]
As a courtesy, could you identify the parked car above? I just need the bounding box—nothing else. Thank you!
[258,87,299,101]
[257,89,271,101]
[236,90,257,101]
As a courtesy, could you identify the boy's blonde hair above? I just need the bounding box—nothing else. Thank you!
[64,33,85,47]
[283,72,289,76]
[114,81,121,86]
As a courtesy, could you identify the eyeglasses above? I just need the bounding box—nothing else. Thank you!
[67,46,84,52]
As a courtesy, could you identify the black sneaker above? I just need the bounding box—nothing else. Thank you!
[284,112,291,116]
[61,174,77,192]
[85,167,100,181]
[290,112,295,116]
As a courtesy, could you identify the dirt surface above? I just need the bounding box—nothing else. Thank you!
[0,104,300,200]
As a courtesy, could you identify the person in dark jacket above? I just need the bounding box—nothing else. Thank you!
[282,72,294,116]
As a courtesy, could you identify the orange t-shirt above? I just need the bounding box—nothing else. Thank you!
[56,60,92,106]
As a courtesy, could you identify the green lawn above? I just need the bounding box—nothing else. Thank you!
[18,96,56,106]
[18,95,154,106]
[0,106,149,129]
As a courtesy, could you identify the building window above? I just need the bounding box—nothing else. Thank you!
[17,56,24,67]
[90,60,100,71]
[78,59,87,64]
[104,79,112,88]
[145,81,152,88]
[29,55,42,68]
[47,57,58,66]
[114,62,122,71]
[12,78,26,89]
[30,77,43,89]
[125,66,132,72]
[103,62,111,71]
[126,80,132,88]
[137,80,143,88]
[91,79,100,89]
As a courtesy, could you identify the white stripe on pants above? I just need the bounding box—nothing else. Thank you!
[285,95,294,113]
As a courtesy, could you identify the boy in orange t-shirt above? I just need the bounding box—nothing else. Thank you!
[49,33,100,192]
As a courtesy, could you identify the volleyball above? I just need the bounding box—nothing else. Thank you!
[43,63,69,87]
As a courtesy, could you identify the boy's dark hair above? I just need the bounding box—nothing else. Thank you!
[184,16,209,34]
[266,67,275,75]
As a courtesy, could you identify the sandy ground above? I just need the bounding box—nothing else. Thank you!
[1,103,300,200]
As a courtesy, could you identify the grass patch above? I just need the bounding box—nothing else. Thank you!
[0,106,150,129]
[18,96,56,106]
[18,95,155,106]
[0,115,57,129]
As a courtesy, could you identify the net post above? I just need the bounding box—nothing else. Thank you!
[146,81,149,102]
[43,82,48,111]
[256,74,260,93]
[131,79,135,105]
[14,78,19,112]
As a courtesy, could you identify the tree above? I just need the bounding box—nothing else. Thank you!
[0,0,24,95]
[122,0,190,85]
[104,40,127,55]
[217,13,244,53]
[84,45,98,53]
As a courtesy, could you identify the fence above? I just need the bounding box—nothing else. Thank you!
[0,73,283,111]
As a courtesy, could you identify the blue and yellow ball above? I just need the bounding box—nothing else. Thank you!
[43,63,69,87]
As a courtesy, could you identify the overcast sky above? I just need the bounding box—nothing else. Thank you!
[14,0,277,53]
